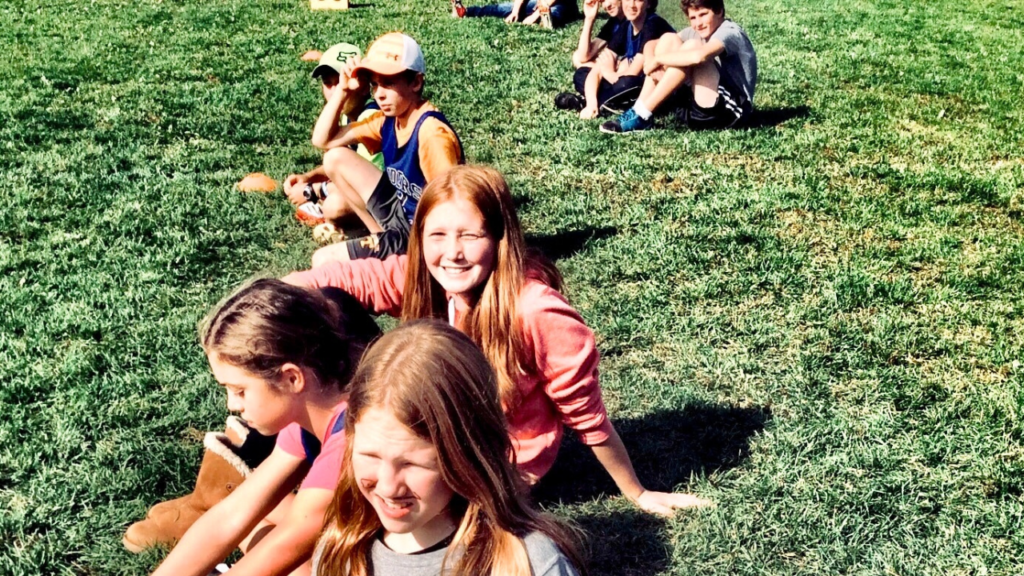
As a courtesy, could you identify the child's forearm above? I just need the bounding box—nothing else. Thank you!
[311,89,348,149]
[623,55,645,77]
[151,506,254,576]
[656,48,708,69]
[589,428,645,501]
[574,19,597,62]
[303,166,328,181]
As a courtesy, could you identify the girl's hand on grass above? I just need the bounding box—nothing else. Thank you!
[580,106,599,119]
[634,490,713,517]
[505,11,520,23]
[522,10,542,24]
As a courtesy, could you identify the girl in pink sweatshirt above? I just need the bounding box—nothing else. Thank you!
[284,165,709,516]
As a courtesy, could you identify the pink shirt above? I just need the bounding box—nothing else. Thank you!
[275,402,347,490]
[283,256,613,479]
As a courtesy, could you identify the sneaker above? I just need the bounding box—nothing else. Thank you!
[599,85,642,116]
[451,0,466,17]
[295,202,325,227]
[554,92,585,112]
[599,108,653,134]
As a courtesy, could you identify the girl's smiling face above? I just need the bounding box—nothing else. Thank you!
[421,199,498,302]
[351,406,457,552]
[208,353,296,436]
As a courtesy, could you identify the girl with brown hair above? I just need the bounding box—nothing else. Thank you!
[314,320,583,576]
[146,280,380,576]
[284,165,709,516]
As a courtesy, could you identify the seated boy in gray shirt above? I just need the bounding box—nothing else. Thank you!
[600,0,757,133]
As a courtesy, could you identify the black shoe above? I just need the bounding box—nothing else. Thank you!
[554,92,585,112]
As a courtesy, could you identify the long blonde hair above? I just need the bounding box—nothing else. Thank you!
[401,165,563,408]
[316,320,585,576]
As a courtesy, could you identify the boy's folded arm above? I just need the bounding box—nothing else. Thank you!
[623,54,645,76]
[657,38,726,68]
[311,87,349,149]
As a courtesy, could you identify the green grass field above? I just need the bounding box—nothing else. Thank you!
[2,0,1023,573]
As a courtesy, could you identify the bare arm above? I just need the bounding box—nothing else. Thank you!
[151,449,308,576]
[224,488,335,575]
[590,427,712,516]
[311,87,357,150]
[620,52,645,77]
[311,56,367,150]
[572,0,602,66]
[654,38,725,69]
[505,0,525,22]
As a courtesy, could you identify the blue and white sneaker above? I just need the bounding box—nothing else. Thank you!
[599,108,653,134]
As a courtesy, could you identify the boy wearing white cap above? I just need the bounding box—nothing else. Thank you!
[283,43,383,227]
[309,32,464,265]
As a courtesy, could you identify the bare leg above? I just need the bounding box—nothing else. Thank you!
[311,241,352,267]
[690,57,721,108]
[320,147,385,234]
[638,35,695,113]
[581,66,602,119]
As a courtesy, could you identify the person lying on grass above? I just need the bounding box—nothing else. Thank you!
[452,0,580,28]
[600,0,757,133]
[307,32,463,266]
[556,0,675,119]
[313,320,585,576]
[148,280,380,576]
[284,165,712,516]
[283,43,384,229]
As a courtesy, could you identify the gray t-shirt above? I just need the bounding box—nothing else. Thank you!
[680,19,758,111]
[312,531,579,576]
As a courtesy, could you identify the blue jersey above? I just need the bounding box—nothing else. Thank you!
[380,111,463,224]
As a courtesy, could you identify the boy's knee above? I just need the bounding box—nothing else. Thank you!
[320,190,351,222]
[322,146,358,172]
[681,37,703,50]
[656,33,683,54]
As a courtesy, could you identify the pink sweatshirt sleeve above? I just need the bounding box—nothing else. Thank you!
[282,255,409,317]
[520,282,613,445]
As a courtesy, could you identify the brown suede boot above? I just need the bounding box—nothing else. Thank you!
[122,417,272,553]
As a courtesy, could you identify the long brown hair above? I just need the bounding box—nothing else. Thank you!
[317,320,585,576]
[401,165,563,408]
[200,279,380,390]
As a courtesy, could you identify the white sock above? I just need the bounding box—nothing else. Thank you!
[632,101,653,120]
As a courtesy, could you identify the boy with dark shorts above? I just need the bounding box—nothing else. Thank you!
[556,0,674,118]
[308,33,463,266]
[600,0,756,133]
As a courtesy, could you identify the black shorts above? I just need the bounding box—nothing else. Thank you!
[344,174,411,260]
[572,66,644,115]
[672,83,748,130]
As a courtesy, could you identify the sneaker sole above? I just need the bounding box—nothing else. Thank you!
[295,211,325,227]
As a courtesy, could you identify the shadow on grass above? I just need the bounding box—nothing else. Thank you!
[576,508,673,576]
[533,402,769,575]
[740,105,811,129]
[526,227,618,262]
[534,401,771,505]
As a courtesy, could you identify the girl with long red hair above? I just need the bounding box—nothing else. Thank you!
[284,165,709,515]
